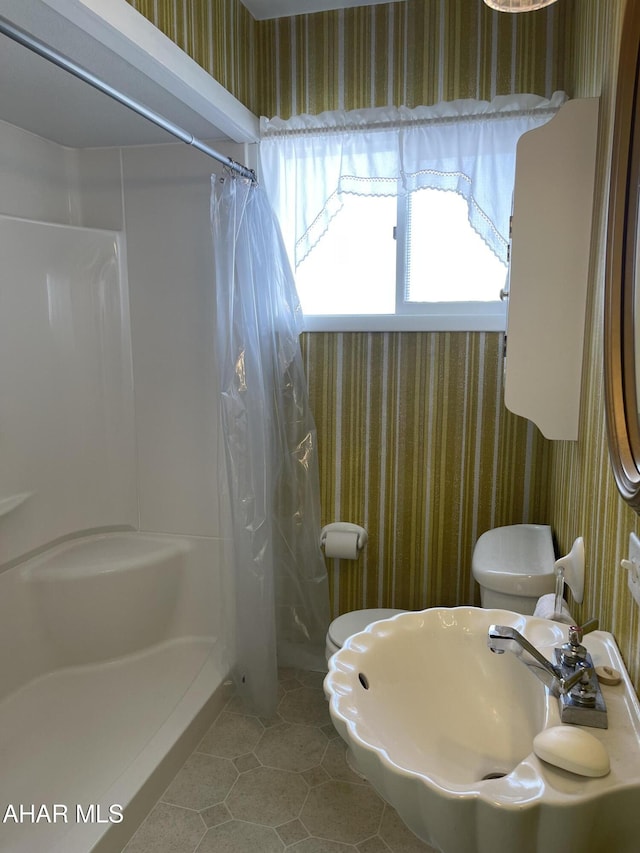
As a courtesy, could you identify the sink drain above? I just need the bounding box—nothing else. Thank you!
[480,771,507,781]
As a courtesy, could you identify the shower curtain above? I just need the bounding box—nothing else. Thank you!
[211,173,330,718]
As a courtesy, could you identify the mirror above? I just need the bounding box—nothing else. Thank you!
[605,1,640,512]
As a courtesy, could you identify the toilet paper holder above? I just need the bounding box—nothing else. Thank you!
[320,522,368,551]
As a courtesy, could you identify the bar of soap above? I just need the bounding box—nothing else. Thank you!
[533,726,610,777]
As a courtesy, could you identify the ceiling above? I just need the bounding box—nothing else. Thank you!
[240,0,403,20]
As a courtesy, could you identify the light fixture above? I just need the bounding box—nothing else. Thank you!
[483,0,558,11]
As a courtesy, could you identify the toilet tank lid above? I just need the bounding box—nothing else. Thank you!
[472,524,555,578]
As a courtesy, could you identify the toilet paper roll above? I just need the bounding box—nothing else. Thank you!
[323,530,360,559]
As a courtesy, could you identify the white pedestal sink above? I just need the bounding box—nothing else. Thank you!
[324,607,640,853]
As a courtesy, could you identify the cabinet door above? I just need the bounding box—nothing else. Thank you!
[505,98,599,440]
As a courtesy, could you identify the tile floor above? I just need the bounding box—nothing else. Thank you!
[122,668,437,853]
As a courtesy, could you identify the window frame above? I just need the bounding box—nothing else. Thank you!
[300,188,508,333]
[301,307,507,332]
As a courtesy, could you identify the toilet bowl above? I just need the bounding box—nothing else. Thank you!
[325,608,406,662]
[325,607,407,778]
[472,523,556,614]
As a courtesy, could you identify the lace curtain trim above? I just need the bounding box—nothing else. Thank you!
[260,92,568,269]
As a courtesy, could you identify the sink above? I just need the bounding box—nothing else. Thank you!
[324,607,640,853]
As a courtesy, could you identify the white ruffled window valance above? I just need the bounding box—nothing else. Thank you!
[260,92,567,271]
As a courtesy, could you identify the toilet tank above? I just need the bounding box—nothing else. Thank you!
[472,524,556,601]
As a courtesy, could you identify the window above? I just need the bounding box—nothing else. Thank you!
[260,94,565,331]
[400,189,507,305]
[294,188,508,330]
[295,194,397,316]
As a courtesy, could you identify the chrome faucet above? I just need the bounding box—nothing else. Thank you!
[487,624,591,696]
[487,620,608,729]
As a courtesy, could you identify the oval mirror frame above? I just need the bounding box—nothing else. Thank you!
[605,0,640,512]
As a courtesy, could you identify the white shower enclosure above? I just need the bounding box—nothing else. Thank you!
[0,1,260,849]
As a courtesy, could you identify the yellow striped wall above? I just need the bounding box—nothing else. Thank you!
[126,0,259,113]
[301,332,550,615]
[254,0,572,117]
[125,0,640,689]
[126,0,571,116]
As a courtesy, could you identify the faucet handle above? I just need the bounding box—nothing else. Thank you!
[568,617,598,645]
[561,618,598,668]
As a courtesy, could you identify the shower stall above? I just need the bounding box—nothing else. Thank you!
[0,2,262,850]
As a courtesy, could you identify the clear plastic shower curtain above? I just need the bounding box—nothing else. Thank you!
[211,174,330,718]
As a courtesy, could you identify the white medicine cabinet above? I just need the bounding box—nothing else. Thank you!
[504,98,599,441]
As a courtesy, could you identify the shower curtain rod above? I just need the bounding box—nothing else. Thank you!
[0,16,257,182]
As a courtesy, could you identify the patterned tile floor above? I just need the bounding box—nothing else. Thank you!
[122,668,436,853]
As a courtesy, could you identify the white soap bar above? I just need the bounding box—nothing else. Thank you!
[533,726,610,777]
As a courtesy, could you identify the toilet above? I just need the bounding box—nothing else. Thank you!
[325,608,406,662]
[325,608,408,777]
[325,524,556,662]
[472,523,556,614]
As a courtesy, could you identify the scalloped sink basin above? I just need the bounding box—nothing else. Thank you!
[324,607,640,853]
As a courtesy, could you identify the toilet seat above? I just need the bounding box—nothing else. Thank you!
[327,608,406,650]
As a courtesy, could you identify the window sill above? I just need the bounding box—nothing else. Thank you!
[301,309,507,333]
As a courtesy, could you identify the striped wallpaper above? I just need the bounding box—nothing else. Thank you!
[301,332,550,615]
[254,0,572,117]
[126,0,571,116]
[125,0,640,690]
[126,0,259,113]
